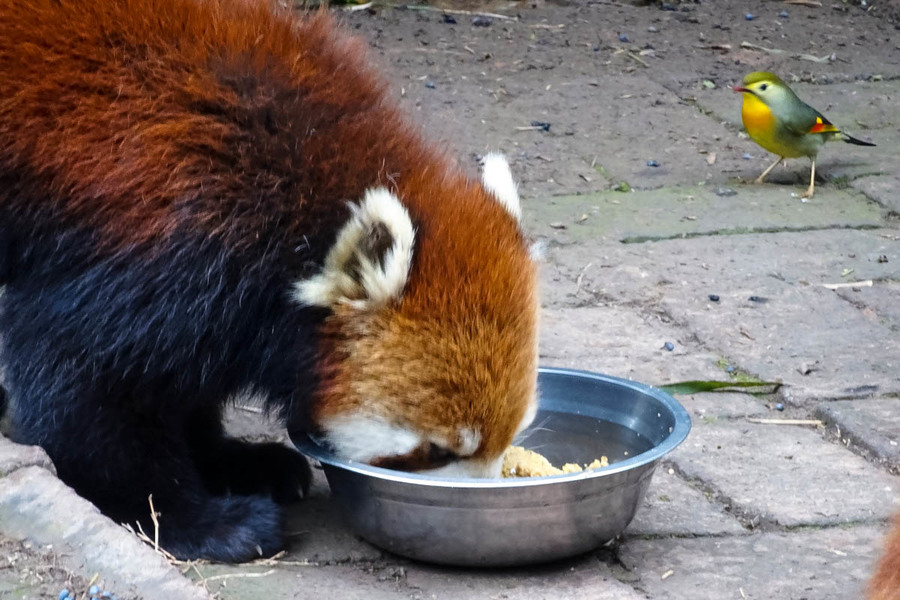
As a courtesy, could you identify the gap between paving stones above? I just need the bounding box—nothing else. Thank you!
[540,270,789,402]
[672,418,900,528]
[822,425,900,477]
[816,398,900,476]
[662,418,899,534]
[663,459,791,532]
[620,222,883,244]
[623,461,753,541]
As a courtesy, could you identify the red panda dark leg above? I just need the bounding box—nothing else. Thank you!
[0,287,288,562]
[186,404,311,504]
[7,378,285,562]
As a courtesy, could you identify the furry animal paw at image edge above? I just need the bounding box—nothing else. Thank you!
[734,71,875,199]
[868,510,900,600]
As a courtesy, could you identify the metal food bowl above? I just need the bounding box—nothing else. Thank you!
[291,367,691,567]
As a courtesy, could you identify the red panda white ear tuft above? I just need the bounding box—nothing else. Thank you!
[292,188,415,310]
[481,152,521,222]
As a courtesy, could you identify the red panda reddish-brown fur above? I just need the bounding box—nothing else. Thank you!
[0,0,538,562]
[869,511,900,600]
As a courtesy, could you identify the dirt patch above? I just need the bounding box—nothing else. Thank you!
[0,535,91,600]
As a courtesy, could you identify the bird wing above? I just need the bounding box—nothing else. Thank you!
[783,103,841,137]
[807,113,841,135]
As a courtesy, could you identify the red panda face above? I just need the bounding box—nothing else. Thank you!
[294,154,539,478]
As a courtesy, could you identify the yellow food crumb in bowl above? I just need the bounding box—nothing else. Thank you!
[502,446,609,478]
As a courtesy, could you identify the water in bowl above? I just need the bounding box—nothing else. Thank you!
[515,409,655,469]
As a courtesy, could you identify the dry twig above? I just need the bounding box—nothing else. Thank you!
[196,569,276,587]
[741,41,834,63]
[746,418,823,426]
[575,262,594,294]
[822,280,873,290]
[123,497,182,564]
[403,5,516,21]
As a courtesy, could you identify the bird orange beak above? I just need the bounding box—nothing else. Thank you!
[732,85,748,93]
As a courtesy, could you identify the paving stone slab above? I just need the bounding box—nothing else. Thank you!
[188,562,414,600]
[0,435,54,477]
[816,398,900,474]
[401,554,647,600]
[625,464,747,538]
[672,419,900,528]
[675,392,770,421]
[619,525,887,600]
[659,283,900,404]
[834,280,900,334]
[633,7,900,88]
[386,56,750,197]
[523,184,885,246]
[540,306,724,386]
[0,466,210,600]
[192,554,648,600]
[542,229,900,402]
[358,1,900,199]
[282,467,385,564]
[537,226,898,314]
[853,174,900,214]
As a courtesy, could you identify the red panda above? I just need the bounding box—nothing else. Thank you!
[0,0,539,561]
[869,511,900,600]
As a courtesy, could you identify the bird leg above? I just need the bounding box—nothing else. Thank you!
[755,156,784,184]
[801,159,815,199]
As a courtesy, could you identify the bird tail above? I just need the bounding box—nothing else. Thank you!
[842,133,876,147]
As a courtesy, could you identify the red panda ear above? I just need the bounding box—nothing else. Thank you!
[481,153,521,222]
[292,188,415,310]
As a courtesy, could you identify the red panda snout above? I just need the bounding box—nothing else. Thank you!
[297,156,540,477]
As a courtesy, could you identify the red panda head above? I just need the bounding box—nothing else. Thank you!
[294,154,539,478]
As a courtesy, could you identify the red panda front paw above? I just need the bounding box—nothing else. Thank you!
[199,440,311,504]
[159,494,285,562]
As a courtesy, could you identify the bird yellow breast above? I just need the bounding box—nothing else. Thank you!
[741,94,776,149]
[740,93,804,158]
[741,94,773,135]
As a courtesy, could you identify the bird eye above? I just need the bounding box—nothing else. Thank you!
[759,83,768,91]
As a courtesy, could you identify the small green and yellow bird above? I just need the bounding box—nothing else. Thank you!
[733,71,875,199]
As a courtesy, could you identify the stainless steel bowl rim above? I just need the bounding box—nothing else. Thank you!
[294,367,691,490]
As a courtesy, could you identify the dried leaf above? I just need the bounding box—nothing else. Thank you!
[783,0,821,6]
[657,380,782,395]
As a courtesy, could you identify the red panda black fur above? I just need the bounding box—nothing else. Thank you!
[0,0,539,562]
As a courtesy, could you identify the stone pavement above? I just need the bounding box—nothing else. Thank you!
[1,1,899,598]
